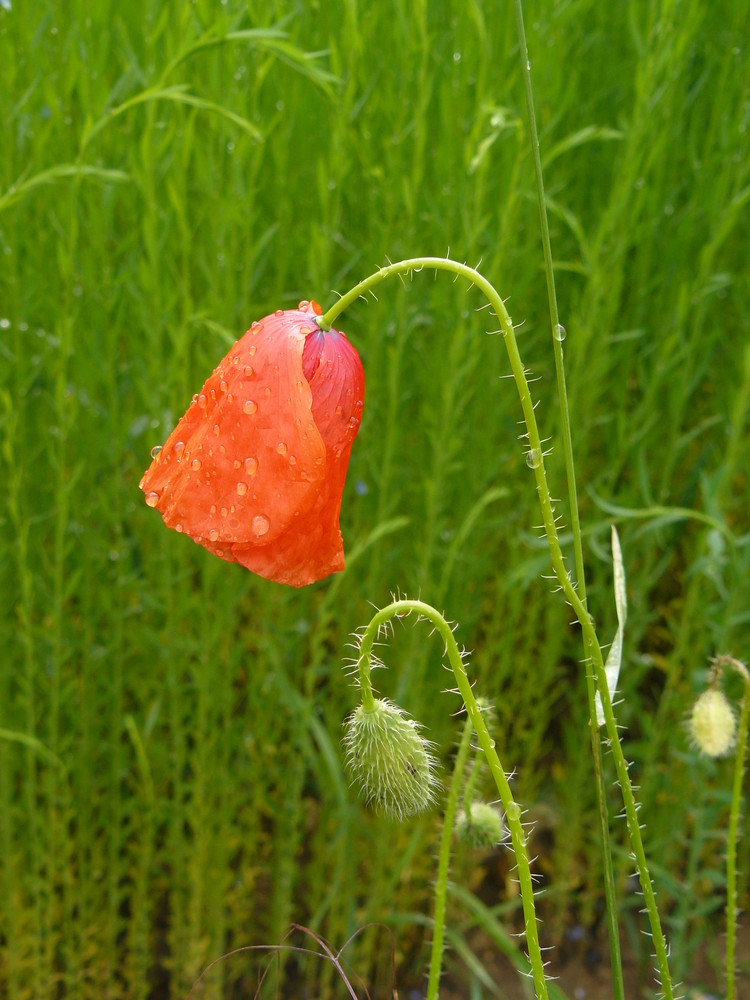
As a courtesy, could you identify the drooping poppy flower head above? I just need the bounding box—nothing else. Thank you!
[139,301,364,587]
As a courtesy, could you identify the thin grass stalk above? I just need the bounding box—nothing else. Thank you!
[510,2,624,993]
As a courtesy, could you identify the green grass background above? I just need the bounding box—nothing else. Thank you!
[1,0,749,995]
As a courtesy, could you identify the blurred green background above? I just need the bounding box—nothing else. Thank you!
[1,0,749,996]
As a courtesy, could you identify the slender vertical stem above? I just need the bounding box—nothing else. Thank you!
[358,599,550,1000]
[719,656,750,1000]
[426,716,475,1000]
[510,3,624,993]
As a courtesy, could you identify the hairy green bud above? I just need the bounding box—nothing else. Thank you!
[343,698,439,819]
[455,802,505,848]
[689,688,736,758]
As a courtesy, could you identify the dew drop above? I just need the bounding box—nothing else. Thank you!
[525,448,542,469]
[243,399,258,415]
[252,514,270,536]
[220,507,228,518]
[248,345,257,356]
[233,459,241,469]
[288,455,296,465]
[145,492,159,508]
[209,504,217,515]
[553,323,567,342]
[220,380,228,393]
[244,457,258,475]
[298,299,310,311]
[264,387,271,397]
[191,458,201,471]
[277,442,287,456]
[213,423,220,436]
[191,394,198,405]
[243,365,253,377]
[236,482,248,496]
[150,445,162,459]
[274,309,284,317]
[208,529,219,542]
[175,523,184,533]
[198,394,207,408]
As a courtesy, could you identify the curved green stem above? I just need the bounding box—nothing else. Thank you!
[325,257,673,997]
[357,598,549,1000]
[427,715,475,1000]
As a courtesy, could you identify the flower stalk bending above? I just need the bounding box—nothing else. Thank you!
[323,258,673,998]
[351,599,550,1000]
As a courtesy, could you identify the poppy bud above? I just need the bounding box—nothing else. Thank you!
[343,698,439,819]
[140,303,364,587]
[689,688,736,758]
[455,802,506,848]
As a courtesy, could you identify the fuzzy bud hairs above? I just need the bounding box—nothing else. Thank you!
[343,698,440,819]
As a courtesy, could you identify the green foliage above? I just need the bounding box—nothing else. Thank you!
[1,0,748,996]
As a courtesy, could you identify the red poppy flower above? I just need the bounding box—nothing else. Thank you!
[139,301,364,587]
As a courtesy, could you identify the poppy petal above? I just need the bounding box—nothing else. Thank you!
[140,307,364,587]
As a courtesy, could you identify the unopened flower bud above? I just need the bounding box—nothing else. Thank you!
[455,802,505,848]
[689,689,736,758]
[343,698,439,819]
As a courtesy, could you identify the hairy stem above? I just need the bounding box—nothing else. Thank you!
[719,656,750,1000]
[426,715,474,1000]
[357,599,549,1000]
[324,257,673,997]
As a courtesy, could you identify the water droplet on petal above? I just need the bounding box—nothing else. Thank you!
[233,459,241,469]
[213,424,220,436]
[277,442,287,456]
[145,492,159,508]
[236,482,248,496]
[248,345,256,356]
[209,504,217,515]
[298,299,311,311]
[173,441,185,457]
[243,365,253,377]
[208,529,219,542]
[220,507,228,517]
[243,399,257,415]
[175,523,184,533]
[191,394,198,405]
[289,455,296,465]
[274,309,284,317]
[220,380,228,393]
[553,323,567,342]
[526,448,542,469]
[198,394,207,408]
[252,514,270,536]
[192,459,201,471]
[150,445,162,459]
[244,457,258,475]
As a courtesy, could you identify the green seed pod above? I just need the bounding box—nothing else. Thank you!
[455,802,505,848]
[689,688,736,758]
[343,698,439,819]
